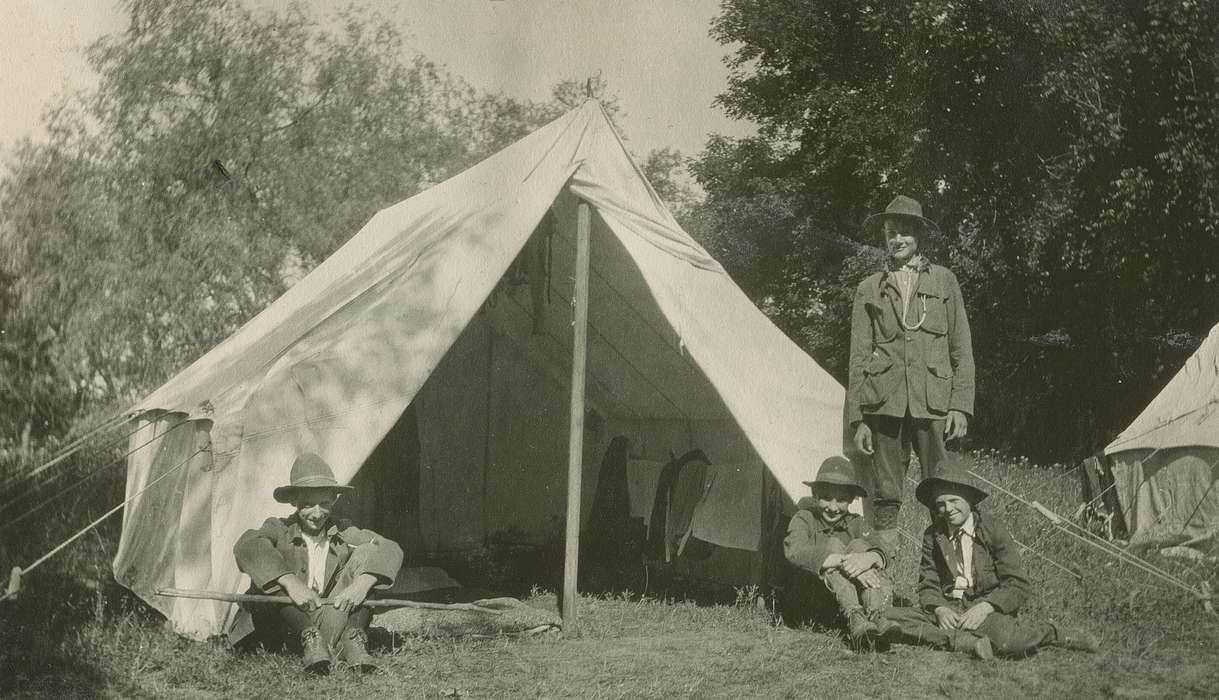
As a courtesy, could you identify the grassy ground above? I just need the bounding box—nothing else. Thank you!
[2,446,1218,698]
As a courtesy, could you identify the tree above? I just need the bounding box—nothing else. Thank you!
[699,0,1219,459]
[0,0,579,439]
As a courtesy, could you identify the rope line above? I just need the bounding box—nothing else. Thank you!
[0,412,188,502]
[967,470,1207,600]
[0,413,127,492]
[0,446,205,603]
[0,416,195,528]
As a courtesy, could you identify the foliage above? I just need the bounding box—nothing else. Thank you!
[0,0,580,440]
[700,0,1219,459]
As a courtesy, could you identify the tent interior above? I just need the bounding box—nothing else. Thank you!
[333,191,782,585]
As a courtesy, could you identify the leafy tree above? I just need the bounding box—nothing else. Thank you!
[700,0,1219,459]
[0,0,581,439]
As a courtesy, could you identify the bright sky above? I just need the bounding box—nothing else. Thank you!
[0,0,755,158]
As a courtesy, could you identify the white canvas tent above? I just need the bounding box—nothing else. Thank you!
[1104,321,1219,552]
[113,101,847,640]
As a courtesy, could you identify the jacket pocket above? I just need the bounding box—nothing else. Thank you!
[860,354,896,406]
[926,364,953,412]
[919,293,949,335]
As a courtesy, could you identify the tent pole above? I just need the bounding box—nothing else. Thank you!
[562,201,592,634]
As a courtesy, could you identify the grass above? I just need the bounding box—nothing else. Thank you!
[2,444,1218,698]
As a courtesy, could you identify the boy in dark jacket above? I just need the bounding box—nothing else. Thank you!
[234,453,403,674]
[882,469,1099,659]
[784,456,894,646]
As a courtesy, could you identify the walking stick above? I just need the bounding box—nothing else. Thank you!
[156,588,504,615]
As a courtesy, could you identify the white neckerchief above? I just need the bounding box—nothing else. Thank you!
[894,256,926,330]
[949,513,976,598]
[302,530,330,593]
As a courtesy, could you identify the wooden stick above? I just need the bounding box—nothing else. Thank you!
[562,201,592,635]
[155,588,503,615]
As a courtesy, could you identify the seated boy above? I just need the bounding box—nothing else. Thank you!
[233,453,403,674]
[882,467,1099,659]
[784,456,894,646]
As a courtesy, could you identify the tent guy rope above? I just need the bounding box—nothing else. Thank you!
[966,470,1215,614]
[0,446,205,604]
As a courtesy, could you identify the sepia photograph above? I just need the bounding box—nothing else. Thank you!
[1,1,1216,697]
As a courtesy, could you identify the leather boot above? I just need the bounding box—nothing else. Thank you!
[339,627,380,673]
[951,631,994,660]
[846,609,879,648]
[1051,626,1100,653]
[300,627,331,674]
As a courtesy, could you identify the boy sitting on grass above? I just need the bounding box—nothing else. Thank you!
[881,466,1100,659]
[784,456,894,647]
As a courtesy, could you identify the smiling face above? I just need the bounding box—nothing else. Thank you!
[933,493,973,529]
[812,483,857,525]
[883,218,920,265]
[292,489,341,536]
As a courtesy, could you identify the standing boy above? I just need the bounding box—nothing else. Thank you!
[234,452,403,674]
[783,456,895,646]
[882,467,1099,659]
[846,195,975,544]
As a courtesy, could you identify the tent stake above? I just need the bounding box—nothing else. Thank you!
[563,201,592,635]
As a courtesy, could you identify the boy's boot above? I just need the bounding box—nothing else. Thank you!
[859,583,898,638]
[339,627,380,672]
[1050,626,1099,653]
[300,627,331,674]
[950,631,994,660]
[846,608,879,647]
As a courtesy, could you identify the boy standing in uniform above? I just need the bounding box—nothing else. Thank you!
[784,456,895,646]
[846,195,975,550]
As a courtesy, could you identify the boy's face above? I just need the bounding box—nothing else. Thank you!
[293,489,340,535]
[933,493,972,528]
[812,484,856,525]
[883,218,920,265]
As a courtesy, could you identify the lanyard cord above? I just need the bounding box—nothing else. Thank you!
[895,269,928,331]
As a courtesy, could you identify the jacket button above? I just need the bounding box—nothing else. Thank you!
[905,335,912,341]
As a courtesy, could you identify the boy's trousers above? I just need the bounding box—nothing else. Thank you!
[883,601,1055,657]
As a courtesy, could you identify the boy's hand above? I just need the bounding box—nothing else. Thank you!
[331,573,379,612]
[820,553,845,571]
[856,569,883,589]
[934,606,960,630]
[840,552,882,577]
[277,574,321,612]
[957,601,994,630]
[853,423,874,455]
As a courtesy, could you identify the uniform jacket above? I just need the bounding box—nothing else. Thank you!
[846,260,975,426]
[233,515,403,596]
[916,511,1031,614]
[783,498,891,573]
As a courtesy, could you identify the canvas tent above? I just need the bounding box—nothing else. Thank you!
[113,100,848,640]
[1103,321,1219,553]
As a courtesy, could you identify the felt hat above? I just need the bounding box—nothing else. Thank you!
[802,456,868,498]
[273,453,353,504]
[915,467,989,509]
[863,195,941,237]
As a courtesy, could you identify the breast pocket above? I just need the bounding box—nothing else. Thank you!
[920,293,949,336]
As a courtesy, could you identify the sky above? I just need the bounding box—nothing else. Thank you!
[0,0,756,158]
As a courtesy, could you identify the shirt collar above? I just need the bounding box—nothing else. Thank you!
[951,513,976,540]
[814,513,851,533]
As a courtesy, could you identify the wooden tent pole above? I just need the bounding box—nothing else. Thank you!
[562,201,592,634]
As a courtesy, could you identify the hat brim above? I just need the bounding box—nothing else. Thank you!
[863,211,941,236]
[915,476,988,509]
[273,483,353,504]
[802,479,868,499]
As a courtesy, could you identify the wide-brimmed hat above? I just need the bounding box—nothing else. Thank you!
[802,456,868,499]
[915,468,989,509]
[273,453,353,504]
[863,195,941,237]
